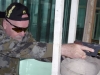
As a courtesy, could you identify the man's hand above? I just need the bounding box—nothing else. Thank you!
[61,43,94,59]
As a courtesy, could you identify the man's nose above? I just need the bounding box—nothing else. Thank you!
[20,31,25,36]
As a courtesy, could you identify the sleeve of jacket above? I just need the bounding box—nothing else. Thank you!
[18,42,53,60]
[42,43,53,58]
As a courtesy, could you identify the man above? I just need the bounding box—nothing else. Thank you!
[0,2,94,75]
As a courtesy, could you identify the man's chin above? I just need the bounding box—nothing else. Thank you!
[15,37,23,42]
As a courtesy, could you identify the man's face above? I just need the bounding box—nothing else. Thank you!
[3,15,29,41]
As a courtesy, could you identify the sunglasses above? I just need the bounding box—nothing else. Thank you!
[5,18,28,33]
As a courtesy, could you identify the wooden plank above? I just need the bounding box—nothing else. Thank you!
[68,0,79,43]
[51,0,64,75]
[82,0,97,42]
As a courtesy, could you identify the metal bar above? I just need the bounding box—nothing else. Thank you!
[51,0,64,75]
[68,0,79,43]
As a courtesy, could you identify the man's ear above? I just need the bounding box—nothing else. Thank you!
[3,19,7,29]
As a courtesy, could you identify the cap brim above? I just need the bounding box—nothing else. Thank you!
[0,12,5,18]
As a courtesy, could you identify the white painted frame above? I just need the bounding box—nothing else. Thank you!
[52,0,79,75]
[68,0,79,43]
[51,0,64,75]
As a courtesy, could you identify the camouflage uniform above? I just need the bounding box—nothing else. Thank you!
[0,26,53,75]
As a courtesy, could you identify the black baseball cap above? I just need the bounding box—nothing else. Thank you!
[5,2,30,21]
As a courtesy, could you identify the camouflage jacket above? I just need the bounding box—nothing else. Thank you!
[0,26,53,75]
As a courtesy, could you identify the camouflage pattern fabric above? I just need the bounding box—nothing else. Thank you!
[0,26,52,75]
